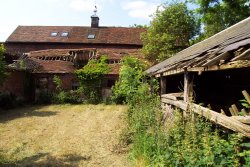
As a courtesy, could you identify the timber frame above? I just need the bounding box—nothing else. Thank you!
[147,17,250,137]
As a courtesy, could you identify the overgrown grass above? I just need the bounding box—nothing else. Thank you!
[122,83,250,166]
[0,104,131,167]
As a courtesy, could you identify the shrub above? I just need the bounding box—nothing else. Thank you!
[75,56,110,104]
[113,58,250,166]
[111,56,147,104]
[126,90,250,166]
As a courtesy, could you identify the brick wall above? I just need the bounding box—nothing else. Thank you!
[5,42,142,57]
[0,71,26,98]
[33,73,76,92]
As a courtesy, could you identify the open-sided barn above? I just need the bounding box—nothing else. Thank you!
[146,17,250,137]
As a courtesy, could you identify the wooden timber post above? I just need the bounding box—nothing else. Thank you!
[184,70,193,103]
[160,74,166,95]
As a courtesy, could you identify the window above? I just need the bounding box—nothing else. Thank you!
[61,32,69,37]
[51,32,58,37]
[88,34,95,39]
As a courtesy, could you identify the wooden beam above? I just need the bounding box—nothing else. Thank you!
[152,60,250,78]
[231,48,250,61]
[231,104,239,116]
[231,116,250,124]
[242,90,250,104]
[202,52,231,66]
[160,75,166,95]
[161,97,250,138]
[161,92,184,101]
[229,107,236,116]
[161,98,188,110]
[184,71,193,103]
[190,103,250,138]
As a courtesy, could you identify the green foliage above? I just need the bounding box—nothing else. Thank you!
[141,2,198,63]
[111,56,148,104]
[75,56,110,104]
[240,99,250,109]
[190,0,250,40]
[51,75,82,104]
[130,24,148,28]
[121,80,250,166]
[0,44,6,85]
[53,75,62,92]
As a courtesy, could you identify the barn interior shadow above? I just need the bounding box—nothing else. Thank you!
[0,105,58,123]
[0,152,91,167]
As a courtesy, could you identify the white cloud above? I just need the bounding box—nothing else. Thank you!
[122,0,160,19]
[46,0,63,3]
[69,0,95,12]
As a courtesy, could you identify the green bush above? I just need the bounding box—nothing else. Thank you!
[76,56,110,104]
[113,57,250,166]
[126,90,250,166]
[51,75,83,104]
[111,56,147,104]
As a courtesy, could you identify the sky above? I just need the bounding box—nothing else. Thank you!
[0,0,169,41]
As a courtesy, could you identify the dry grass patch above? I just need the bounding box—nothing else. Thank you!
[0,104,131,167]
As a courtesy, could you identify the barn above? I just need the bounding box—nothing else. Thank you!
[146,17,250,137]
[0,11,145,102]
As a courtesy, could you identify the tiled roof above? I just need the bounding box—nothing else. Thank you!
[6,26,145,45]
[9,48,142,74]
[31,58,75,74]
[146,17,250,75]
[97,48,143,59]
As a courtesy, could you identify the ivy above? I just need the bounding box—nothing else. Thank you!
[75,56,110,104]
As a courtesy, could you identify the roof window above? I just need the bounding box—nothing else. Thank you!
[61,32,69,37]
[88,34,95,39]
[50,32,58,37]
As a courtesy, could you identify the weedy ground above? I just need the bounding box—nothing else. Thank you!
[0,104,131,167]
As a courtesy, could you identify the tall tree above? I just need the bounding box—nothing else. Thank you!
[141,2,198,63]
[0,44,6,85]
[192,0,250,39]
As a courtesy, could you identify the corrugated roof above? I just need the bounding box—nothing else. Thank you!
[146,17,250,75]
[6,26,145,46]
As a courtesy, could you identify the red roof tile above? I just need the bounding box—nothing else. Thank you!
[97,48,143,59]
[31,58,75,74]
[9,48,143,74]
[6,26,146,45]
[27,48,96,58]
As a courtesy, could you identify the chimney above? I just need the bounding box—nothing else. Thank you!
[91,5,99,28]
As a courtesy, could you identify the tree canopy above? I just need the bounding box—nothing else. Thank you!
[0,44,6,85]
[191,0,250,40]
[141,2,198,64]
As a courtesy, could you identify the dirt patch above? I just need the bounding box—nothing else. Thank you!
[0,104,131,167]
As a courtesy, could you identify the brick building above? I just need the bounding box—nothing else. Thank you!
[1,12,145,101]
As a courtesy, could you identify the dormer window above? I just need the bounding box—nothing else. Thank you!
[61,32,69,37]
[88,34,95,39]
[51,32,58,37]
